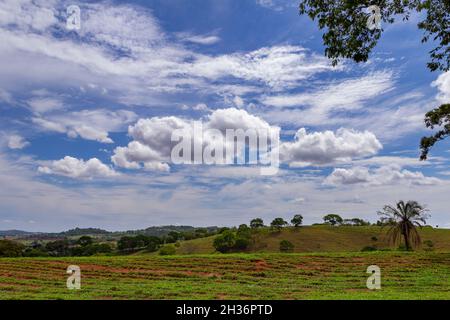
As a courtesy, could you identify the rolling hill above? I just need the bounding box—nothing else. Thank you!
[176,225,450,254]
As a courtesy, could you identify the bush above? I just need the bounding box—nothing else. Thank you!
[423,240,434,251]
[0,240,24,257]
[279,240,294,253]
[159,244,176,256]
[213,230,236,253]
[361,246,377,252]
[117,235,161,252]
[45,239,71,256]
[71,243,113,256]
[234,237,250,250]
[22,248,49,257]
[77,236,93,247]
[145,241,160,253]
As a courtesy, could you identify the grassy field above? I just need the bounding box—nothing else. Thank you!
[176,226,450,254]
[0,251,449,299]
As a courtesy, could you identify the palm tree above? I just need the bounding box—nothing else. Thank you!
[377,200,430,251]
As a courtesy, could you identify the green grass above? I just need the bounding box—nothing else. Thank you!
[176,225,450,254]
[0,251,449,299]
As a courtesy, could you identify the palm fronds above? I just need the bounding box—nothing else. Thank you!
[377,200,430,250]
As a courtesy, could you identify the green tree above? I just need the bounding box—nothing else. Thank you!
[250,218,264,229]
[420,104,450,160]
[270,218,288,231]
[117,236,134,251]
[45,239,70,256]
[323,214,343,226]
[0,240,24,257]
[343,218,370,226]
[238,224,251,236]
[76,236,93,247]
[378,200,429,250]
[234,224,252,251]
[299,0,449,72]
[299,1,450,155]
[167,231,182,242]
[159,244,176,256]
[213,230,236,253]
[291,214,304,227]
[279,240,294,253]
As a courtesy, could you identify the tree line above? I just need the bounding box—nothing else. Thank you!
[0,200,431,256]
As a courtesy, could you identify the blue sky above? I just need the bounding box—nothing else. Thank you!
[0,0,449,231]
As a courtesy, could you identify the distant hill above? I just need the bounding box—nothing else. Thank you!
[0,230,38,237]
[60,228,110,236]
[1,225,219,240]
[175,225,450,254]
[122,225,219,237]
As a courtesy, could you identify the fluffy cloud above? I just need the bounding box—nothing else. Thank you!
[206,108,277,134]
[433,72,450,103]
[325,166,441,186]
[0,0,57,31]
[112,109,383,171]
[32,109,137,143]
[280,128,382,167]
[38,156,117,179]
[7,134,29,149]
[27,97,63,114]
[111,116,186,171]
[112,108,280,171]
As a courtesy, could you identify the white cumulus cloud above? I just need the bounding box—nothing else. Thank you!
[38,156,117,179]
[325,166,441,186]
[32,109,137,143]
[112,108,280,171]
[7,134,29,149]
[280,128,382,167]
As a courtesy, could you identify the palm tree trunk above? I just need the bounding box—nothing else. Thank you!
[402,225,411,251]
[403,232,410,250]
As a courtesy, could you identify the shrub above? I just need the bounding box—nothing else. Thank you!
[213,230,236,253]
[218,227,231,234]
[361,246,377,252]
[0,240,24,257]
[423,240,434,251]
[117,235,161,251]
[22,248,49,257]
[77,236,93,247]
[71,243,113,256]
[159,244,176,256]
[45,239,71,256]
[234,237,250,250]
[279,240,294,253]
[145,241,160,253]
